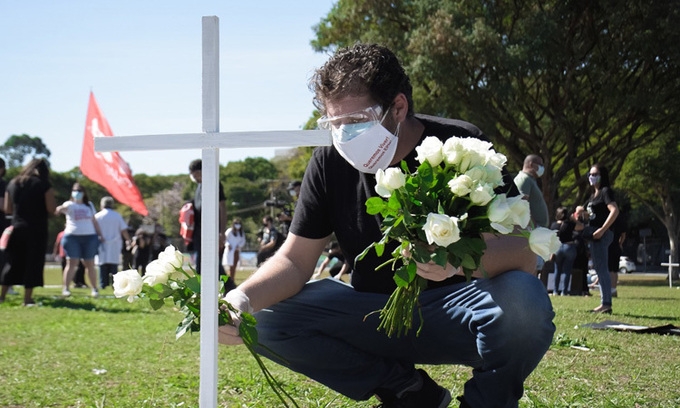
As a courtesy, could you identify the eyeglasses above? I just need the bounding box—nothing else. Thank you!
[317,104,383,130]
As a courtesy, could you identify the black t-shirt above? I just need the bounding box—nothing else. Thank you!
[290,114,516,294]
[550,220,576,244]
[7,176,51,232]
[193,181,226,245]
[586,187,616,229]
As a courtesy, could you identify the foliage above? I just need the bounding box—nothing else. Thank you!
[311,0,680,215]
[0,133,51,168]
[222,157,279,183]
[617,133,680,274]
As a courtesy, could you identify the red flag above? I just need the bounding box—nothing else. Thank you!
[80,92,149,216]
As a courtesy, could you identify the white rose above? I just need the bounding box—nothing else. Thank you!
[142,260,174,286]
[529,227,561,261]
[488,194,532,233]
[461,137,493,154]
[482,163,504,187]
[507,195,531,228]
[448,174,473,196]
[469,183,495,206]
[488,194,515,234]
[487,152,507,169]
[113,269,143,303]
[157,245,184,269]
[422,213,461,247]
[442,137,465,167]
[375,167,406,198]
[415,136,444,166]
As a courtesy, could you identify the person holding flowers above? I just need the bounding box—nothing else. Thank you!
[218,43,556,408]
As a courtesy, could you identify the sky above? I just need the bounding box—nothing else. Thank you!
[0,0,337,176]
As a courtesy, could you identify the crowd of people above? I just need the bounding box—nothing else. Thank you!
[0,157,169,303]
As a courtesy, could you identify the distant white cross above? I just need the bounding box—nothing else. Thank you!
[95,16,330,408]
[660,255,679,289]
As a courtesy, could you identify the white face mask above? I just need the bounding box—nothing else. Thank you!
[332,121,400,174]
[536,164,545,177]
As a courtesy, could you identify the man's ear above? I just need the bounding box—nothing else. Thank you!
[391,93,409,123]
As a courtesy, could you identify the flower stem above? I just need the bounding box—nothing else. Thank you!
[377,276,426,338]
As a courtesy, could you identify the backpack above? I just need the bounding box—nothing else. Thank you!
[178,202,195,245]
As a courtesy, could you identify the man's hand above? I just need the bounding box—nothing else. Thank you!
[401,247,458,282]
[415,260,458,282]
[218,289,253,346]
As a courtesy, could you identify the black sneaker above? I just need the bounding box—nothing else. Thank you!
[375,369,452,407]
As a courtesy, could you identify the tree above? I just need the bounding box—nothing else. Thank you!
[312,0,680,213]
[617,133,680,278]
[0,134,51,168]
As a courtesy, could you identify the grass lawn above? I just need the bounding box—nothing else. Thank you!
[1,265,679,407]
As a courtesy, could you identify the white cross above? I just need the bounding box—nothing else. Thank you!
[95,16,330,407]
[660,255,679,289]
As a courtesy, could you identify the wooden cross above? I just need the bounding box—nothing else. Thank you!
[95,16,330,407]
[660,255,679,289]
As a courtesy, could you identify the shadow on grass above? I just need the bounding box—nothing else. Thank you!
[616,312,680,323]
[35,295,154,314]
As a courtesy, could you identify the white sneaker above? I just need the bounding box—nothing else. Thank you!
[91,289,99,298]
[62,289,71,297]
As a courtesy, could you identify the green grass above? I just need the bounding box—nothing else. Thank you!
[1,268,679,407]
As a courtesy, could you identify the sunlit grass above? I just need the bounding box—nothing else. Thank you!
[1,269,678,407]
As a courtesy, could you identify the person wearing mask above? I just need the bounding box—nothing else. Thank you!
[0,159,56,305]
[550,207,578,295]
[514,154,549,228]
[95,196,131,289]
[188,159,235,292]
[218,43,554,408]
[56,183,104,298]
[584,164,619,314]
[514,154,550,277]
[222,218,246,284]
[256,215,281,266]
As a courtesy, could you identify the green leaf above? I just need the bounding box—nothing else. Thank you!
[418,161,434,185]
[393,264,415,287]
[461,253,477,270]
[149,298,166,310]
[366,196,386,215]
[374,242,385,257]
[184,276,201,294]
[432,247,448,267]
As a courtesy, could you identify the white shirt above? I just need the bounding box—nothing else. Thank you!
[61,201,97,235]
[95,208,128,264]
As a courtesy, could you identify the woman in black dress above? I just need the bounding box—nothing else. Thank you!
[0,159,56,305]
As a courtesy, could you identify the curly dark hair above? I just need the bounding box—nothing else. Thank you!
[310,43,414,117]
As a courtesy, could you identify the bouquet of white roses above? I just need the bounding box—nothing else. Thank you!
[358,136,560,338]
[112,245,298,407]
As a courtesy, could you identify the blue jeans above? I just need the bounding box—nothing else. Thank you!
[589,230,614,306]
[254,271,555,407]
[553,243,577,295]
